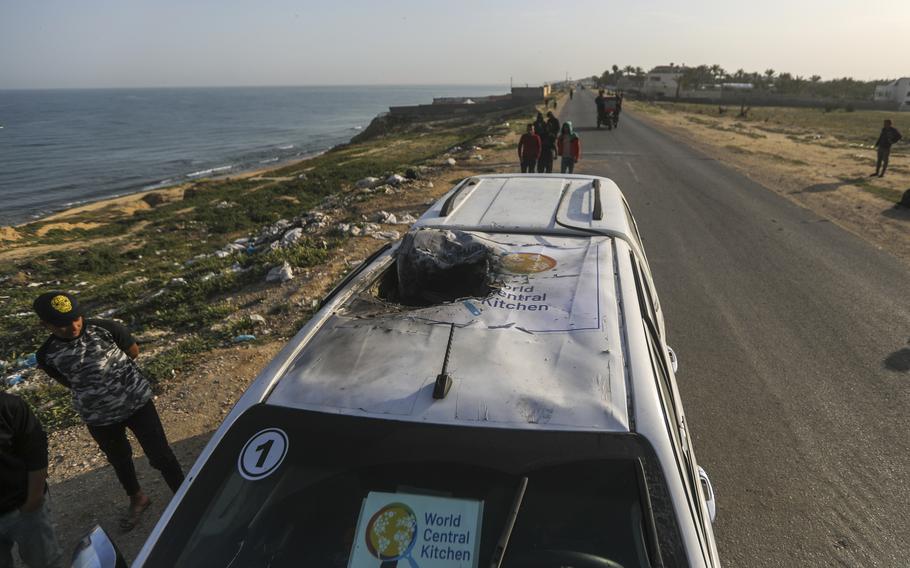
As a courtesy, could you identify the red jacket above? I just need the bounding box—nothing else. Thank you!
[557,135,581,161]
[518,133,541,160]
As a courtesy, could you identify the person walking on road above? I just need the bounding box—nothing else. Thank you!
[518,124,541,173]
[33,292,185,531]
[557,121,581,174]
[545,111,560,138]
[537,120,557,174]
[872,119,902,177]
[533,112,546,137]
[0,392,63,568]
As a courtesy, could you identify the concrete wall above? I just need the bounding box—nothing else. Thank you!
[511,86,550,101]
[389,97,524,118]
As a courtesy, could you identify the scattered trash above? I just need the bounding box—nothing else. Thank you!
[249,314,267,326]
[169,277,187,286]
[271,227,303,249]
[200,272,217,282]
[95,308,118,318]
[372,231,400,240]
[377,211,398,224]
[232,335,256,343]
[265,262,295,283]
[386,174,407,186]
[215,201,237,209]
[15,353,37,370]
[356,177,380,189]
[6,374,25,387]
[446,158,457,167]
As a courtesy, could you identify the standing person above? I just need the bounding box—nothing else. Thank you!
[537,122,556,173]
[545,111,560,138]
[569,87,574,100]
[533,112,546,137]
[0,392,63,568]
[872,119,903,177]
[517,124,541,173]
[557,121,581,174]
[33,292,185,531]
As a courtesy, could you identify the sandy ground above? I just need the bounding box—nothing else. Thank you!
[32,123,526,564]
[628,102,910,264]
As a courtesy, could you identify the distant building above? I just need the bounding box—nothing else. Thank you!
[873,78,910,109]
[643,65,685,98]
[511,85,551,102]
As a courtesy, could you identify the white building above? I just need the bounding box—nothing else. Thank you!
[643,65,685,98]
[874,78,910,109]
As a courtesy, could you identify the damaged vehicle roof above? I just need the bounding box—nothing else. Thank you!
[267,175,639,432]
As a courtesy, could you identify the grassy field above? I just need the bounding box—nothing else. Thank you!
[637,101,909,148]
[0,106,530,429]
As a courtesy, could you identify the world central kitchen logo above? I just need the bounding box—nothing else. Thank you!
[364,503,475,566]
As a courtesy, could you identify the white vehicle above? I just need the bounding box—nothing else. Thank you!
[77,174,720,567]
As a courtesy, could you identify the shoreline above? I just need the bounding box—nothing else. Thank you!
[8,147,333,230]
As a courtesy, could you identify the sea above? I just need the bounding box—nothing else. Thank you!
[0,85,506,226]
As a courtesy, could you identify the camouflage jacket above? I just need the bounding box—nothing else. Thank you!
[37,320,152,426]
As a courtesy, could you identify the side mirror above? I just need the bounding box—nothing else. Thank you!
[667,345,679,373]
[71,526,128,568]
[698,466,717,524]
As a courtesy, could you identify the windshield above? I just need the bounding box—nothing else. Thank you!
[145,405,686,568]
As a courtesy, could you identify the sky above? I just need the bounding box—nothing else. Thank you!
[1,0,908,89]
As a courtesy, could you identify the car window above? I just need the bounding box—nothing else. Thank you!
[146,406,690,568]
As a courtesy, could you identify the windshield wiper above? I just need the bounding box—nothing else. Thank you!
[488,476,529,568]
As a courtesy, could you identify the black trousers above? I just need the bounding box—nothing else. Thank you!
[537,155,554,173]
[876,146,891,174]
[520,158,537,173]
[87,400,184,496]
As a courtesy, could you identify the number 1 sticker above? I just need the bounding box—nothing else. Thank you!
[238,428,288,481]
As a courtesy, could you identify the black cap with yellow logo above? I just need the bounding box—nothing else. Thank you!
[33,291,83,325]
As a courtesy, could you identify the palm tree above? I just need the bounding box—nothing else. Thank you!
[611,64,620,81]
[810,75,822,83]
[709,64,726,82]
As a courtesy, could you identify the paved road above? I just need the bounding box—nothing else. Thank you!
[559,90,910,566]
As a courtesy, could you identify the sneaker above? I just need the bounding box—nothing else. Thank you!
[870,173,879,177]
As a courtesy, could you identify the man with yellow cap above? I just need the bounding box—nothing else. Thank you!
[33,292,184,531]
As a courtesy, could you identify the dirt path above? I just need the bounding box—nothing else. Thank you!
[627,101,910,265]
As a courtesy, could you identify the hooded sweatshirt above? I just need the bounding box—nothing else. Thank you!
[557,121,581,161]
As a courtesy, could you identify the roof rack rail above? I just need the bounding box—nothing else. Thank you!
[592,179,603,221]
[440,177,479,216]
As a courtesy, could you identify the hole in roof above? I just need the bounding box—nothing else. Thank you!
[374,229,503,307]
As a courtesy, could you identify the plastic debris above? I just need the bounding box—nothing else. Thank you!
[446,158,457,167]
[232,335,256,343]
[6,374,25,387]
[265,262,295,283]
[15,353,37,369]
[386,174,407,186]
[356,177,380,189]
[372,231,401,241]
[249,314,267,325]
